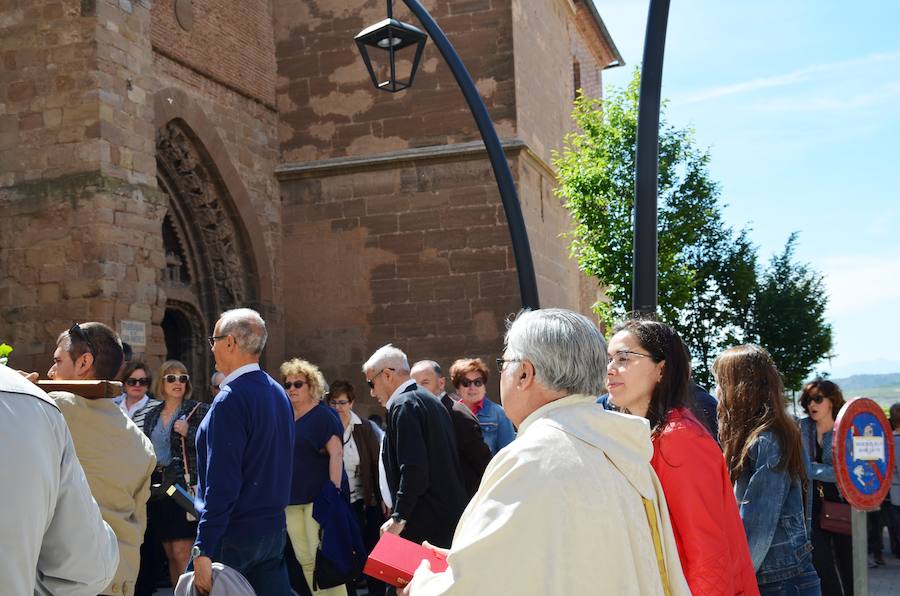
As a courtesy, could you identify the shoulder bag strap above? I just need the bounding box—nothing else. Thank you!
[180,403,202,486]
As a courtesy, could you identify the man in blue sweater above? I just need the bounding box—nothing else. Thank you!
[191,308,295,595]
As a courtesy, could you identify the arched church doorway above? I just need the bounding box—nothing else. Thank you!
[155,119,260,400]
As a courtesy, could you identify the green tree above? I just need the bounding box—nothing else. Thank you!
[553,71,757,386]
[751,233,833,392]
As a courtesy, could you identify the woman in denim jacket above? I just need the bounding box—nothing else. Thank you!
[715,345,820,596]
[799,380,852,596]
[450,358,516,455]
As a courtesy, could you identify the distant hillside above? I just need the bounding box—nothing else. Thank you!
[819,373,900,407]
[830,373,900,392]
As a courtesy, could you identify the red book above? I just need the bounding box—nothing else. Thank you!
[363,532,449,587]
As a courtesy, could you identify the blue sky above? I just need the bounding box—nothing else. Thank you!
[596,0,900,378]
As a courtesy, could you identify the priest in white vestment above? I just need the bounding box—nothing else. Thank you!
[407,308,690,596]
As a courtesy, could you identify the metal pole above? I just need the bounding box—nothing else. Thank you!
[400,0,540,310]
[632,0,670,315]
[851,508,867,596]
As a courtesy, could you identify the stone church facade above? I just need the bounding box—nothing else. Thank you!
[0,0,620,408]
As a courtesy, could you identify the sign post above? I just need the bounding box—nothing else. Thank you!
[832,397,895,596]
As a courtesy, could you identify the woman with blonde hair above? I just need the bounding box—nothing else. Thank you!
[281,357,346,596]
[714,345,819,595]
[137,360,209,588]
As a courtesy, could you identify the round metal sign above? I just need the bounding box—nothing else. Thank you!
[832,397,895,511]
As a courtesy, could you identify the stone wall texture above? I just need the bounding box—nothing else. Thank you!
[1,0,619,410]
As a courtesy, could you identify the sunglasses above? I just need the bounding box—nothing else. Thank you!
[284,380,306,390]
[807,395,827,405]
[366,368,394,389]
[459,378,485,388]
[125,377,151,387]
[68,322,95,355]
[164,374,190,384]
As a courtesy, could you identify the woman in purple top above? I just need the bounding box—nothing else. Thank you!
[281,357,346,596]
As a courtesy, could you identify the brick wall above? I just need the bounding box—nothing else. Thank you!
[0,1,168,373]
[0,1,99,184]
[280,152,521,413]
[151,0,276,107]
[274,0,517,162]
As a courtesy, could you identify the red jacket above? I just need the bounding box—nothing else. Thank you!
[651,408,759,596]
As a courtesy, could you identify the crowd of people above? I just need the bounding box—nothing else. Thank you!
[2,306,899,596]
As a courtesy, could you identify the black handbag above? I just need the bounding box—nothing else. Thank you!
[313,545,361,590]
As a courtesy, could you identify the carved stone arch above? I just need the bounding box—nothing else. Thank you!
[153,87,282,371]
[154,87,274,306]
[156,119,255,315]
[161,300,210,397]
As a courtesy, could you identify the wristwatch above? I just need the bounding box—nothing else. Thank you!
[190,545,204,560]
[391,513,407,526]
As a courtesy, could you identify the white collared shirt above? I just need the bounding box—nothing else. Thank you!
[219,363,261,389]
[113,393,149,419]
[384,379,416,411]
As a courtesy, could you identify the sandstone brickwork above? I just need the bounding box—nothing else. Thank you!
[1,0,620,411]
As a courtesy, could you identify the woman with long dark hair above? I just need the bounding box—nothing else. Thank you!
[606,319,757,595]
[714,345,820,595]
[799,380,852,596]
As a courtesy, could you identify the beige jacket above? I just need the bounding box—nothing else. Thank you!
[409,394,690,595]
[51,392,156,596]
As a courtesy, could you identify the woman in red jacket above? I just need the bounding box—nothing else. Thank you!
[607,319,758,596]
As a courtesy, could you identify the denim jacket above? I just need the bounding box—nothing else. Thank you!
[733,431,814,585]
[475,398,516,455]
[798,417,836,483]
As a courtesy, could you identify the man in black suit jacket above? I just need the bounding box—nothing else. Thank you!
[411,360,492,498]
[364,345,468,548]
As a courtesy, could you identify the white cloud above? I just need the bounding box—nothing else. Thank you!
[819,250,900,316]
[676,51,900,104]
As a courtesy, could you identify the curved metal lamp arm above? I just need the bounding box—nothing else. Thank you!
[401,0,540,310]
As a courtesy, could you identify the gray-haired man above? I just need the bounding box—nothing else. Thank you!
[408,309,690,595]
[411,360,491,497]
[191,308,295,595]
[364,345,467,548]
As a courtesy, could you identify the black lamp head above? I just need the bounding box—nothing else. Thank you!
[355,18,428,92]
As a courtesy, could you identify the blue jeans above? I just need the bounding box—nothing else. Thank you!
[216,527,291,596]
[759,568,821,596]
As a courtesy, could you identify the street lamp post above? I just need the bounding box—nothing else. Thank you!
[632,0,670,316]
[355,0,540,310]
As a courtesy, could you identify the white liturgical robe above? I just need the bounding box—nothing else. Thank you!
[409,394,690,596]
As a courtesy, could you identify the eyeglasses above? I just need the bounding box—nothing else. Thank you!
[284,380,306,390]
[68,323,95,355]
[496,358,521,374]
[459,378,485,388]
[607,350,653,369]
[208,335,229,348]
[164,374,190,384]
[366,368,394,389]
[125,377,151,387]
[330,399,350,406]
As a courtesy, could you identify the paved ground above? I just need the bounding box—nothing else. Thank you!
[871,552,900,595]
[151,542,900,596]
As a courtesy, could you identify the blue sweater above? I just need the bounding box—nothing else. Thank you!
[194,369,295,556]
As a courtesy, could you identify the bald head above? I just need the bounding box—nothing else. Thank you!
[411,360,446,398]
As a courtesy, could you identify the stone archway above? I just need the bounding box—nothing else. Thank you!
[155,118,260,385]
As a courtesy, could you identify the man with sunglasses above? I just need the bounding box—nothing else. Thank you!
[191,308,294,596]
[45,322,157,596]
[363,345,467,551]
